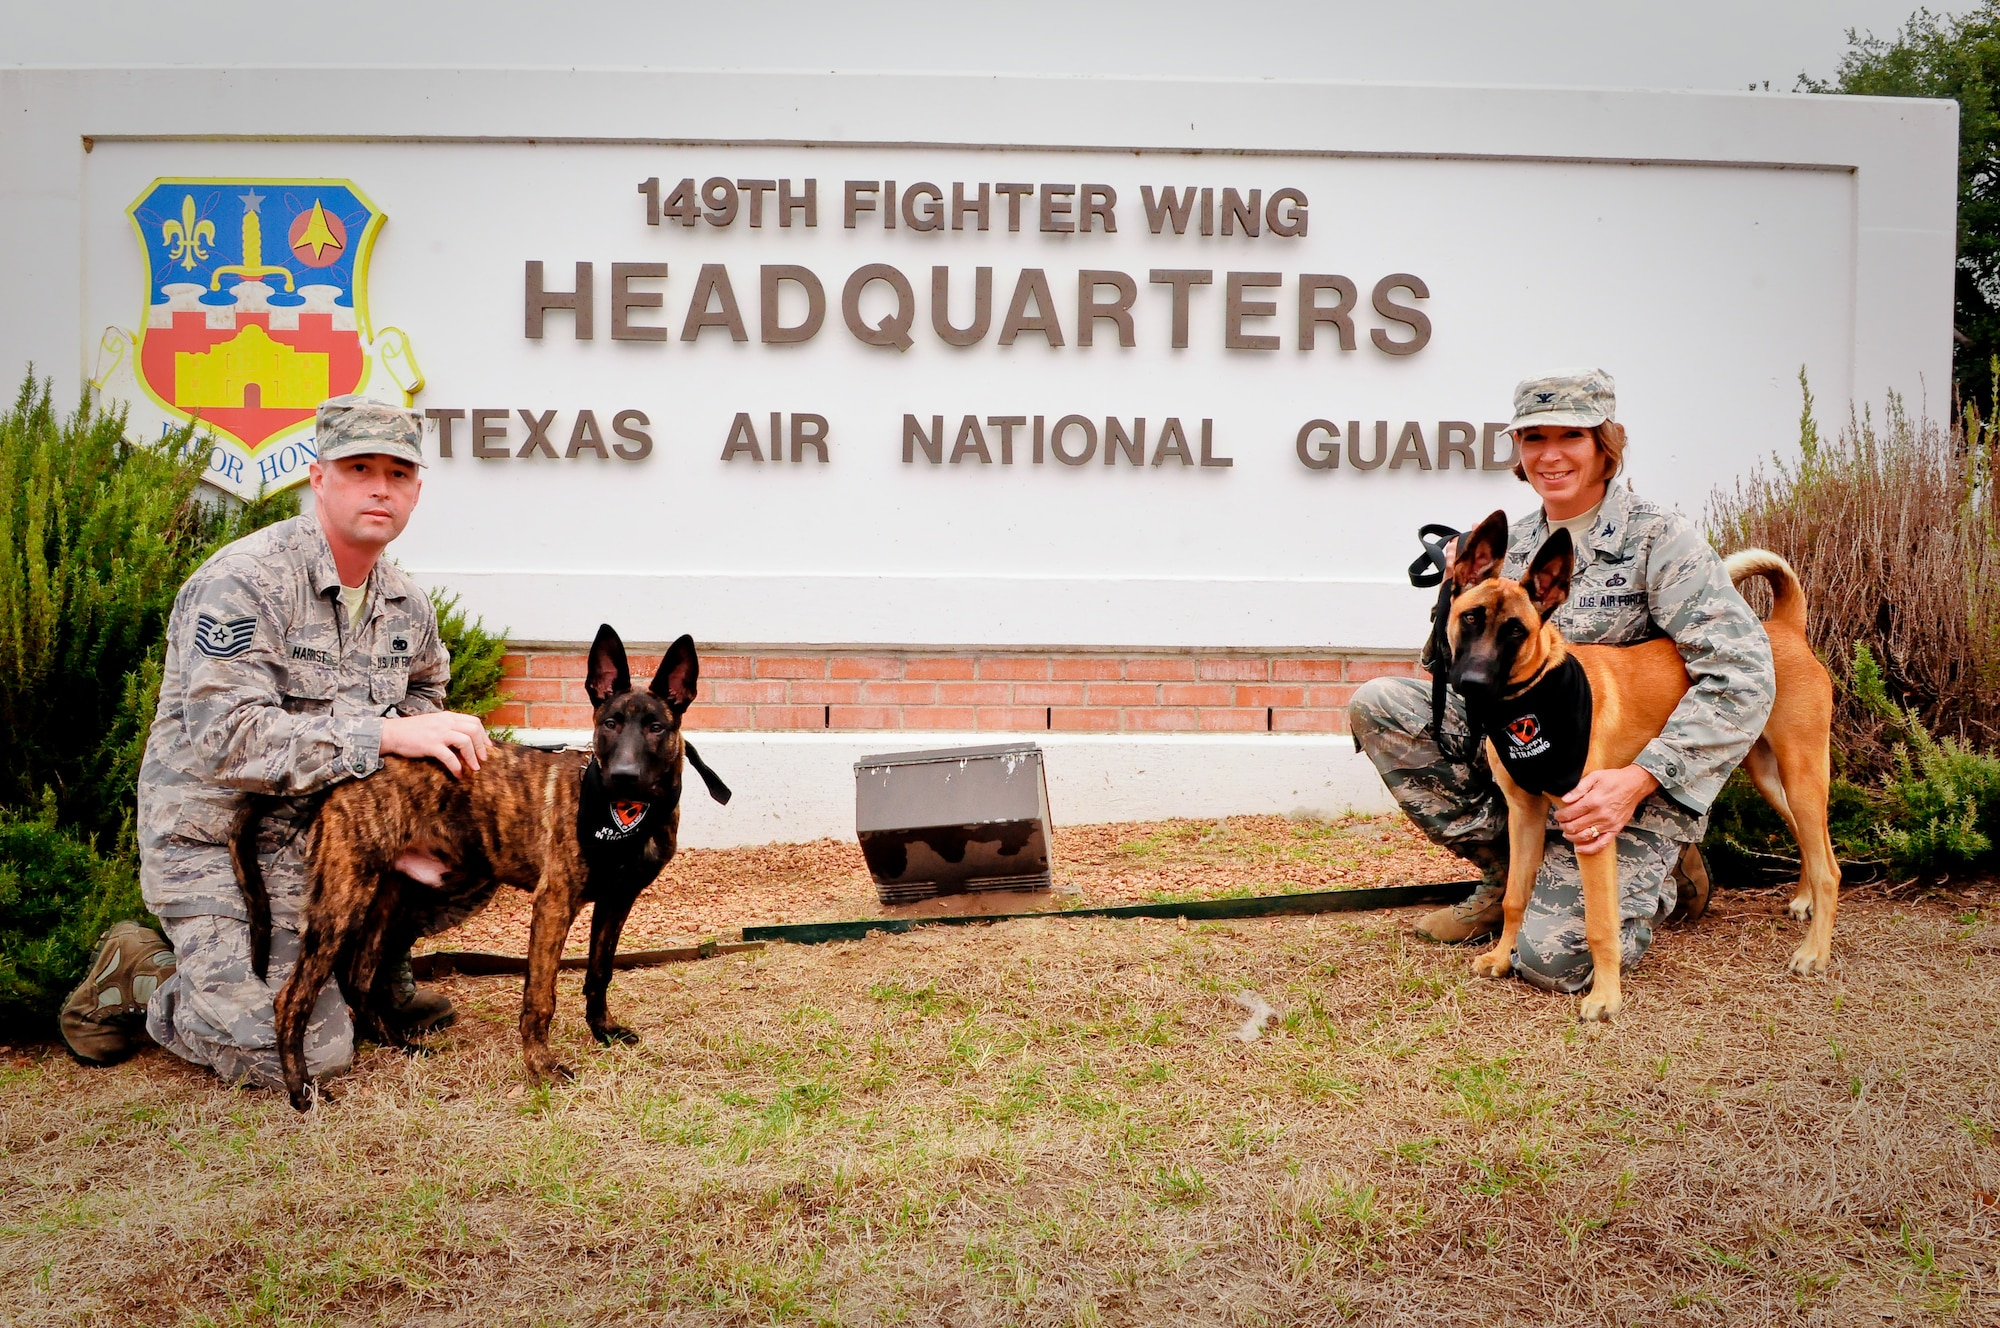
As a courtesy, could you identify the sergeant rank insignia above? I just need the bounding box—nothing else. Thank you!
[92,178,425,502]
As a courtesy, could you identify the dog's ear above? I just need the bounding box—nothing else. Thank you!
[649,633,699,714]
[585,624,631,707]
[1450,510,1511,588]
[1524,529,1575,617]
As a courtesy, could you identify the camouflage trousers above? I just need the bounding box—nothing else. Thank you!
[145,913,354,1092]
[140,817,491,1092]
[1349,676,1688,994]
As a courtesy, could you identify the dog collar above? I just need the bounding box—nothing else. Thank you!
[1468,655,1593,798]
[578,760,661,851]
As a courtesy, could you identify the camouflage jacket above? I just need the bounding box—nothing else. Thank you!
[137,513,450,921]
[1501,483,1774,820]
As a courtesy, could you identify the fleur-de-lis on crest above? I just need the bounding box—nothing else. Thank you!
[160,194,215,271]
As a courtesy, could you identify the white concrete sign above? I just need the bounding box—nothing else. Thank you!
[7,71,1958,652]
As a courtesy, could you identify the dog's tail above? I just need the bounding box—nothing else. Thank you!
[229,796,277,981]
[1725,548,1809,632]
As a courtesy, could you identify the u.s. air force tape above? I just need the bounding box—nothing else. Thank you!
[193,612,257,659]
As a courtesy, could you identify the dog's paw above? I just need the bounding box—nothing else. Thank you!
[592,1023,640,1047]
[1578,990,1622,1023]
[1788,893,1814,922]
[1471,950,1513,979]
[1787,945,1829,977]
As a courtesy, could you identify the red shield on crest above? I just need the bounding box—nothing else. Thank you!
[1506,715,1541,747]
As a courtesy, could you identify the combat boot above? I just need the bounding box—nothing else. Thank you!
[372,951,455,1038]
[1415,868,1506,944]
[59,921,176,1065]
[1666,844,1712,925]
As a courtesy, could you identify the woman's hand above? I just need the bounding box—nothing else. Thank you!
[1554,765,1659,855]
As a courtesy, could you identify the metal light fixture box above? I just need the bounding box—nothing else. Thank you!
[853,742,1054,904]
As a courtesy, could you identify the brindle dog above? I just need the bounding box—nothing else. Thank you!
[240,624,728,1109]
[1445,511,1840,1021]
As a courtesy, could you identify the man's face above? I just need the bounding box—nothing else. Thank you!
[308,453,421,552]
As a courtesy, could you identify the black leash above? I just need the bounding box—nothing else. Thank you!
[1408,523,1472,759]
[683,740,733,805]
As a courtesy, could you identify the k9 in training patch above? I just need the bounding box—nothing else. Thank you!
[1468,656,1594,797]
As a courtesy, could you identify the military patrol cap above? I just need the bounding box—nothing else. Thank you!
[1509,368,1616,433]
[314,394,425,467]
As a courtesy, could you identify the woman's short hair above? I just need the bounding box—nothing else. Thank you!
[1513,422,1627,484]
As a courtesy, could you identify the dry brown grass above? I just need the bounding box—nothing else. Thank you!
[3,827,1998,1326]
[1707,388,2000,760]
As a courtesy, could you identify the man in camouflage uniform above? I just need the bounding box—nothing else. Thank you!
[60,396,493,1089]
[1350,370,1773,993]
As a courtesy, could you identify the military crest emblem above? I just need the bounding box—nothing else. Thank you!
[1506,715,1541,747]
[91,178,423,500]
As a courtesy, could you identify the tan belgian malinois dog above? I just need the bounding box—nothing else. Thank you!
[1444,510,1841,1021]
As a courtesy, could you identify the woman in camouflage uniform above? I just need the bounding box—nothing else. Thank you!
[1349,369,1774,994]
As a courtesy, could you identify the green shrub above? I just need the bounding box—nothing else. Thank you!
[0,374,295,847]
[431,589,511,722]
[0,796,147,1031]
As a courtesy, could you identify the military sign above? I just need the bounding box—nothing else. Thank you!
[92,178,424,500]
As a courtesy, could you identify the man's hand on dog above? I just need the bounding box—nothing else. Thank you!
[1555,765,1659,855]
[381,712,494,777]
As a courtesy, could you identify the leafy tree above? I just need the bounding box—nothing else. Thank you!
[1800,4,2000,406]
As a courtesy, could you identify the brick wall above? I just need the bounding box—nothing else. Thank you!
[490,649,1423,734]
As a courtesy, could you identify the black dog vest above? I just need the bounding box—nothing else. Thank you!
[576,760,671,881]
[1467,656,1594,798]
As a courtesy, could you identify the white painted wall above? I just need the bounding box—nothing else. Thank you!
[515,730,1397,849]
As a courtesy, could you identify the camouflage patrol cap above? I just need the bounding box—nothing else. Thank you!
[314,394,425,467]
[1509,368,1616,433]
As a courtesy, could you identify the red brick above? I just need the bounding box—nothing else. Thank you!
[528,703,595,728]
[829,705,901,729]
[1049,657,1122,681]
[1346,659,1422,682]
[1084,681,1160,706]
[1127,707,1199,731]
[683,704,754,730]
[1237,684,1309,708]
[1013,682,1087,706]
[976,706,1050,730]
[1049,706,1120,732]
[1273,708,1347,733]
[1124,657,1198,681]
[709,679,789,704]
[1272,657,1347,681]
[901,706,978,730]
[753,655,827,679]
[500,653,530,679]
[486,702,528,727]
[753,705,828,730]
[787,680,865,705]
[829,656,905,679]
[701,653,754,679]
[977,656,1052,681]
[1308,684,1359,708]
[559,680,596,705]
[860,680,939,704]
[1161,683,1236,706]
[934,681,1014,705]
[1197,657,1268,681]
[527,652,589,679]
[903,656,978,680]
[1199,707,1268,732]
[504,677,566,703]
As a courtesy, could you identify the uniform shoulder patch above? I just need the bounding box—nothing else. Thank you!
[194,612,258,659]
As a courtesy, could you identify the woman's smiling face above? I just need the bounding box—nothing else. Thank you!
[1515,425,1606,519]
